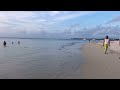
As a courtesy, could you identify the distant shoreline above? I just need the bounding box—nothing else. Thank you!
[0,37,119,41]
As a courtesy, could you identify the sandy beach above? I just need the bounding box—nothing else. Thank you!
[81,41,120,79]
[1,38,120,79]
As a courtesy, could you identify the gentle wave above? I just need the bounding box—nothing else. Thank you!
[58,42,82,50]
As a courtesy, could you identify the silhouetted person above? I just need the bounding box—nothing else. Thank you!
[89,39,90,42]
[119,39,120,46]
[3,41,6,47]
[18,41,20,44]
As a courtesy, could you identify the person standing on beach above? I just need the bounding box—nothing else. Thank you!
[103,36,110,54]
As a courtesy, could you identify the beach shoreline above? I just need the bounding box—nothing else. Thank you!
[80,41,120,79]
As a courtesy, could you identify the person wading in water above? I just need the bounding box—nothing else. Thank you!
[3,41,7,47]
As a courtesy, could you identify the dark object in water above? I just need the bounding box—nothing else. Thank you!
[24,47,28,48]
[3,41,6,47]
[12,42,14,44]
[18,41,20,44]
[58,48,62,50]
[119,57,120,59]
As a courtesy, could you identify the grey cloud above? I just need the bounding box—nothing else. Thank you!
[106,16,120,24]
[62,24,120,38]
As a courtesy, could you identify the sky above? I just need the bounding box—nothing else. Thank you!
[1,11,120,38]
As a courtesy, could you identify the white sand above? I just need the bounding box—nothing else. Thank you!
[109,41,120,53]
[81,41,120,79]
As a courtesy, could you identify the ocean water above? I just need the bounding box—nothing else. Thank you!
[0,38,88,79]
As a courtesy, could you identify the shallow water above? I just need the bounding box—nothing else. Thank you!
[0,38,87,79]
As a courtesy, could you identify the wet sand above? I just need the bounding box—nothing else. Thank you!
[81,41,120,79]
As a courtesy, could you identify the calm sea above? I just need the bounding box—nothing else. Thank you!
[0,38,89,79]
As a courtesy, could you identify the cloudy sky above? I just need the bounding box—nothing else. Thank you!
[0,11,120,38]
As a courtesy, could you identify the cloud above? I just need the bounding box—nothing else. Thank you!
[0,11,98,38]
[54,11,96,21]
[106,16,120,24]
[58,23,120,38]
[49,11,60,16]
[0,11,95,33]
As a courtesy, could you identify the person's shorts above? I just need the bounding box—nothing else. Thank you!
[104,44,109,49]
